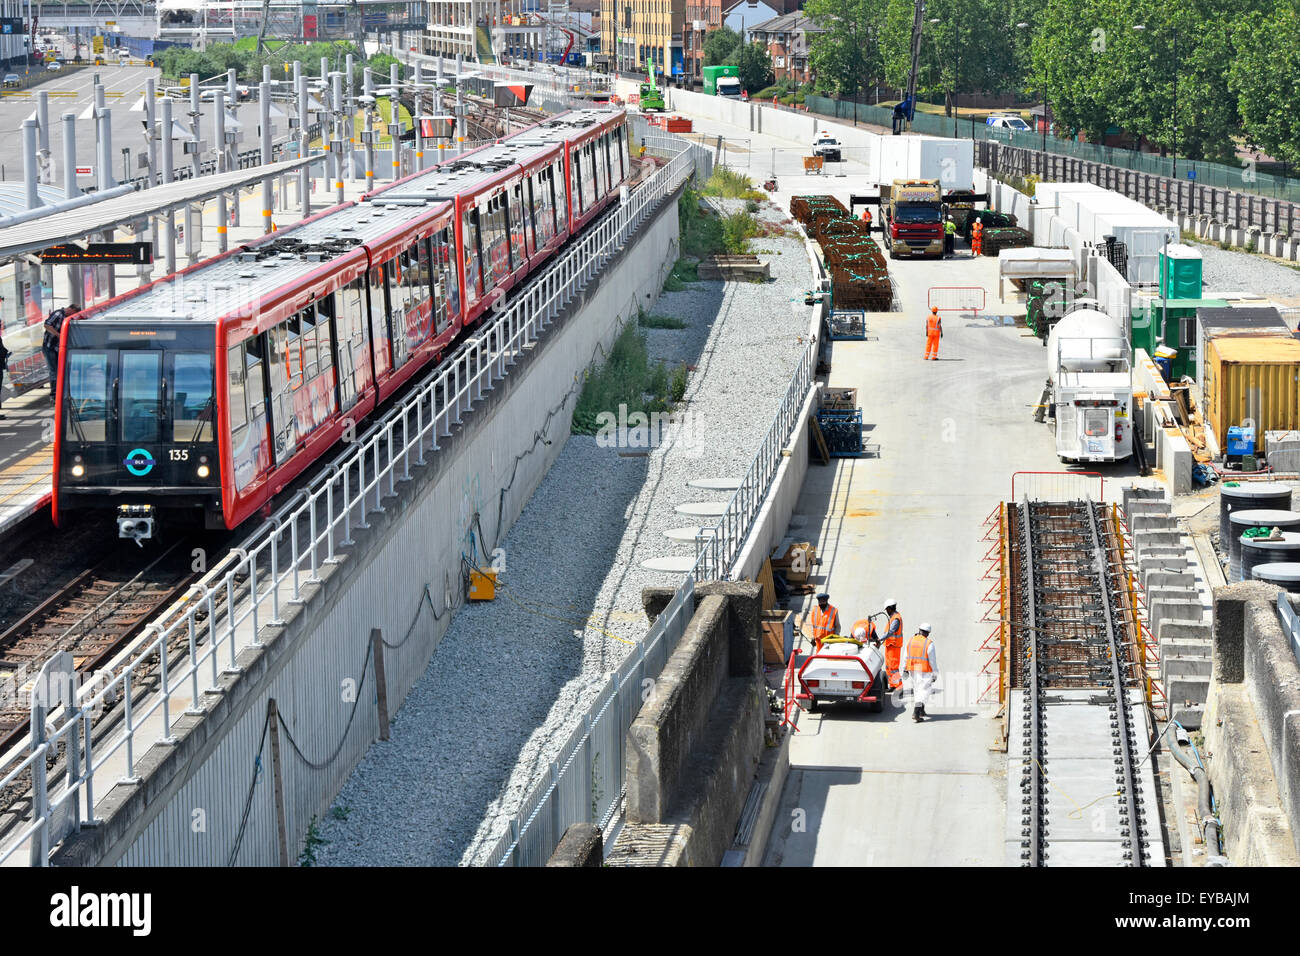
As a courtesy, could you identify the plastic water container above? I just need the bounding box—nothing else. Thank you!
[1237,531,1300,583]
[1219,483,1293,543]
[1228,509,1300,579]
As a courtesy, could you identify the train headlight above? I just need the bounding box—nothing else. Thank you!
[71,464,85,477]
[196,464,211,479]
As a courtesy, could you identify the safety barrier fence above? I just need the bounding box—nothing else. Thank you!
[1275,592,1300,672]
[0,122,698,867]
[805,94,1300,208]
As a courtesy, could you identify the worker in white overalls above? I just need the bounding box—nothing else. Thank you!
[903,624,938,722]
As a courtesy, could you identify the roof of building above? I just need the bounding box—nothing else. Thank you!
[749,12,824,34]
[0,183,74,219]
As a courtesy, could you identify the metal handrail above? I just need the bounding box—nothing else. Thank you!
[0,125,698,867]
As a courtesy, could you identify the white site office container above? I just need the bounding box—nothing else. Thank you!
[873,136,974,191]
[1093,211,1179,286]
[1076,195,1150,238]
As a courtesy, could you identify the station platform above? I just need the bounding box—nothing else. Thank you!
[0,385,53,535]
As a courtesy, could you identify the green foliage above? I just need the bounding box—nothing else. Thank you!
[155,39,393,86]
[678,188,725,259]
[745,199,760,213]
[670,363,689,402]
[571,323,684,435]
[701,167,765,200]
[1227,0,1300,166]
[329,804,351,821]
[704,26,742,67]
[737,42,775,94]
[721,210,761,254]
[298,816,327,866]
[806,0,886,98]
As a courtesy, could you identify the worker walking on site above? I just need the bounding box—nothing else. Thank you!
[924,307,942,360]
[944,215,956,256]
[861,206,873,230]
[882,600,904,691]
[904,624,938,722]
[805,592,840,649]
[971,217,984,257]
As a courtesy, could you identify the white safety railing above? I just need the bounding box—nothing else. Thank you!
[0,123,698,868]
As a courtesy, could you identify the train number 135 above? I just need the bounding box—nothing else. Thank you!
[169,448,190,461]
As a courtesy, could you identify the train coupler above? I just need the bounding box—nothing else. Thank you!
[117,504,156,546]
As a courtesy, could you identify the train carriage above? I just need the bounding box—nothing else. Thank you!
[53,109,629,543]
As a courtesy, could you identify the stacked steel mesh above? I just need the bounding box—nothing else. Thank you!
[792,195,893,310]
[979,226,1034,256]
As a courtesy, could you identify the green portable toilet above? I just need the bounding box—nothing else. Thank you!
[1160,243,1203,300]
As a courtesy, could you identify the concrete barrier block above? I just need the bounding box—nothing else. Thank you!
[1171,702,1205,730]
[1167,674,1211,706]
[1158,619,1212,644]
[1131,515,1177,532]
[1126,499,1171,516]
[1148,592,1205,626]
[1162,657,1213,680]
[1145,571,1196,590]
[1136,530,1182,550]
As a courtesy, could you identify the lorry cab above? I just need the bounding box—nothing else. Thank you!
[716,76,742,99]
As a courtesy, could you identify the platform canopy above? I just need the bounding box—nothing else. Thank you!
[0,154,320,261]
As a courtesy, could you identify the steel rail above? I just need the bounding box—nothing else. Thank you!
[1018,498,1043,866]
[1084,501,1146,866]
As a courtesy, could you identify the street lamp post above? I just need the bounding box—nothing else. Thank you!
[1134,23,1177,178]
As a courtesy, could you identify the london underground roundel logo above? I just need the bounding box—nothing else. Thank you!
[123,448,156,476]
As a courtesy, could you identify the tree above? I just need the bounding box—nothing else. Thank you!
[804,0,884,100]
[703,26,742,67]
[1228,0,1300,166]
[737,42,774,94]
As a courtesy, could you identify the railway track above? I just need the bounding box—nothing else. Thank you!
[1007,498,1164,866]
[0,541,202,755]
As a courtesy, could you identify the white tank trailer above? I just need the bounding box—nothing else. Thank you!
[1046,307,1134,463]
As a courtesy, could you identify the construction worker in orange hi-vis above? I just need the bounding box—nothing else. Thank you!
[806,592,840,649]
[850,617,879,645]
[924,307,942,360]
[861,206,873,228]
[904,624,938,721]
[881,600,904,691]
[971,217,984,257]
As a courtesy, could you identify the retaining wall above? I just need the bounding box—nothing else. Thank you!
[51,186,684,868]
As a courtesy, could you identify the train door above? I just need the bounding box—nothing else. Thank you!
[334,277,374,410]
[265,321,299,466]
[432,223,460,334]
[511,179,530,259]
[461,203,484,309]
[228,335,270,492]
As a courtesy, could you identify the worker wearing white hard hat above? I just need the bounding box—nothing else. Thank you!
[903,624,939,722]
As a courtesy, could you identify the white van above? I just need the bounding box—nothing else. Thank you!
[986,114,1031,132]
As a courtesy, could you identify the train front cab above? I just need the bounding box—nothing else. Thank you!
[55,320,220,543]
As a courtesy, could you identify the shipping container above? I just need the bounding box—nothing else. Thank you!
[872,136,973,191]
[1195,305,1290,390]
[1204,334,1300,449]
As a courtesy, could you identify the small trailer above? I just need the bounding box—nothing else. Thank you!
[796,636,889,713]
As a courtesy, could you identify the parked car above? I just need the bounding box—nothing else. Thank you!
[3,74,21,88]
[47,61,63,71]
[986,114,1032,132]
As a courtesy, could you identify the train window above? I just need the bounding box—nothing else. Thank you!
[227,346,248,434]
[512,181,530,260]
[594,136,607,198]
[405,239,433,350]
[265,324,298,465]
[301,311,319,380]
[620,126,630,180]
[170,352,213,443]
[554,158,567,222]
[120,351,163,445]
[285,316,303,387]
[64,351,110,442]
[462,206,484,301]
[384,254,411,369]
[583,143,597,209]
[369,266,392,379]
[432,225,459,334]
[244,338,266,424]
[335,278,371,410]
[570,151,583,214]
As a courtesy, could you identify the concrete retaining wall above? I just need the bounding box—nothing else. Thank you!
[1205,582,1300,863]
[612,582,765,867]
[51,188,684,868]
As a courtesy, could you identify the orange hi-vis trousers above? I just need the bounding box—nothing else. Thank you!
[925,333,940,359]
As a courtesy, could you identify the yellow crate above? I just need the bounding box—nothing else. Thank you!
[469,567,498,601]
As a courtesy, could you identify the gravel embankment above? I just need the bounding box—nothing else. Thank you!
[314,196,811,866]
[1194,241,1300,300]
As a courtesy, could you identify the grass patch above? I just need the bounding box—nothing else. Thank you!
[721,210,761,254]
[679,188,726,260]
[662,257,700,291]
[572,322,687,435]
[298,816,327,866]
[639,312,688,329]
[702,167,766,201]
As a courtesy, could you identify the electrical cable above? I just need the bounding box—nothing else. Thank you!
[277,639,372,772]
[226,709,271,867]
